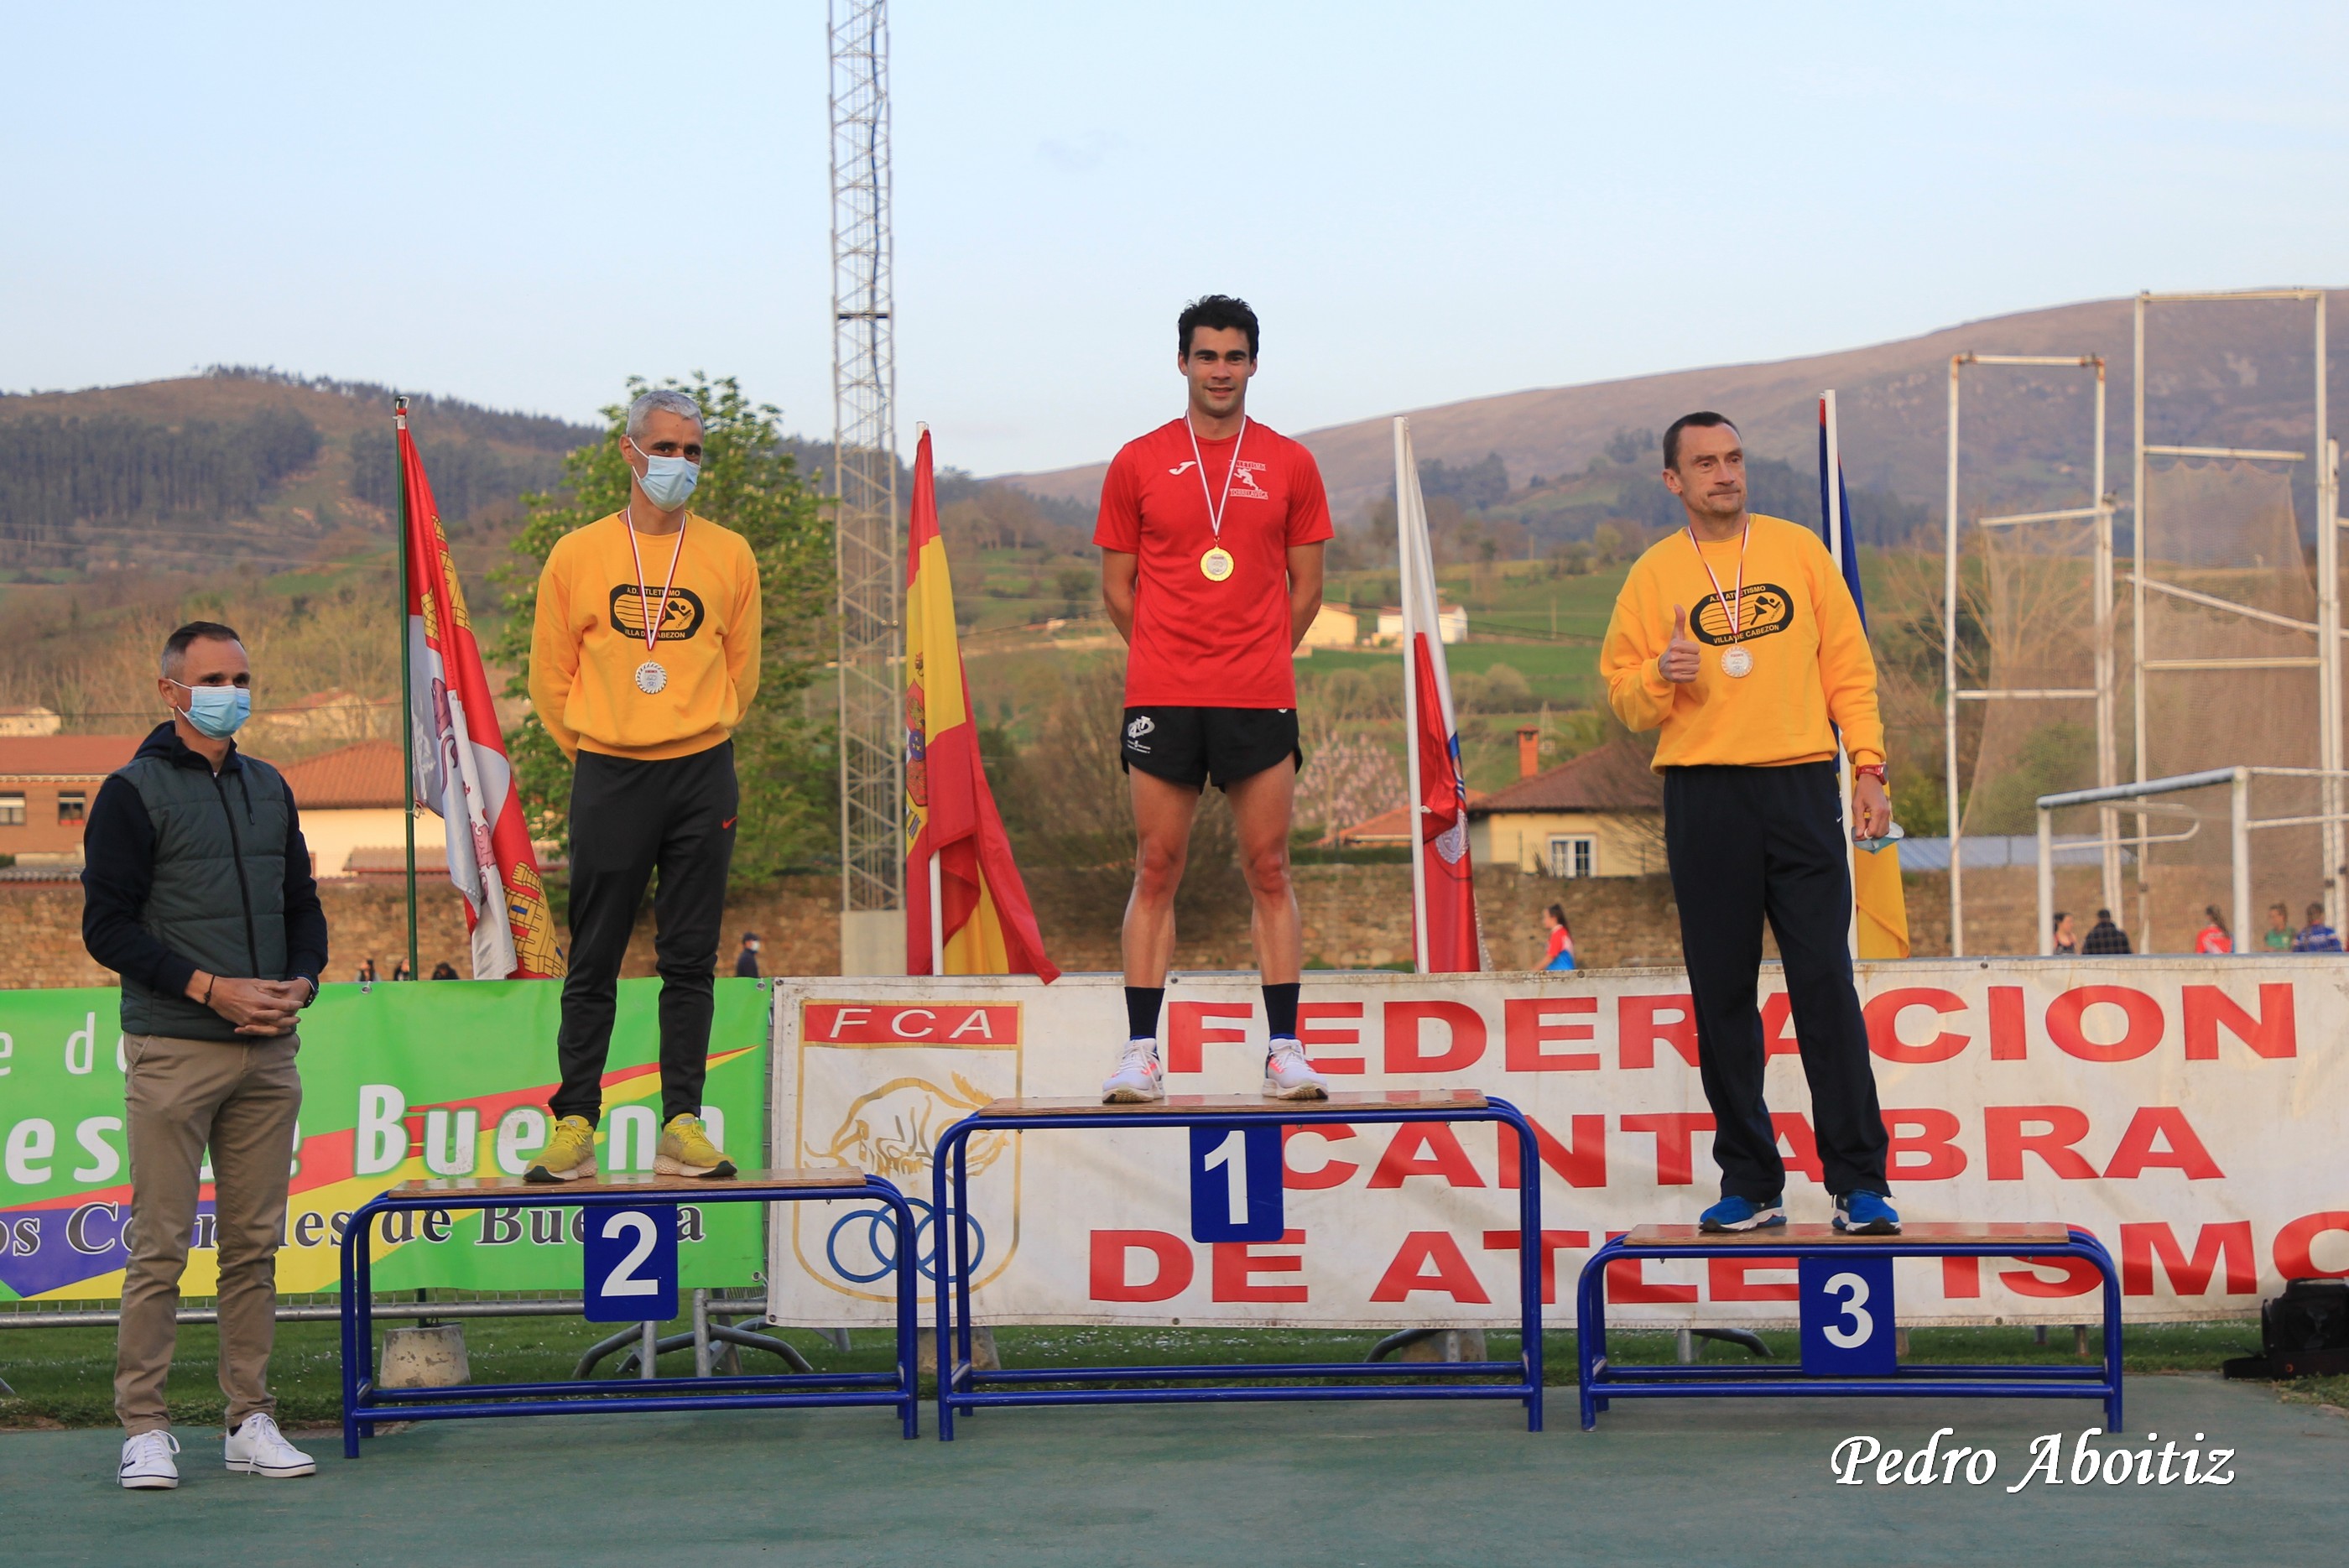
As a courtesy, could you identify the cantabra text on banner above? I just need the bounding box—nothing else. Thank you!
[769,963,2348,1329]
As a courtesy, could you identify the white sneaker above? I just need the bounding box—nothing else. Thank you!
[118,1430,180,1489]
[1263,1039,1329,1100]
[224,1411,315,1477]
[1102,1039,1165,1102]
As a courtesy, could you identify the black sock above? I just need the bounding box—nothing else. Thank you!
[1125,986,1166,1042]
[1263,982,1300,1040]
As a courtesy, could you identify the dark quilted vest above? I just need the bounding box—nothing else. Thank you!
[114,752,293,1041]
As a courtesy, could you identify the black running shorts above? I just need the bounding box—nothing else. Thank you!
[1120,706,1302,792]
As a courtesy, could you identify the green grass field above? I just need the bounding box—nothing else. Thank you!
[0,1312,2315,1431]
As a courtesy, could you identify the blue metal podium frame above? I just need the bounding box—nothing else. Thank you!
[930,1091,1545,1440]
[1574,1223,2122,1431]
[339,1170,920,1457]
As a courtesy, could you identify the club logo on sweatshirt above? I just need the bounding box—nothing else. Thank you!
[607,585,707,642]
[1690,584,1794,645]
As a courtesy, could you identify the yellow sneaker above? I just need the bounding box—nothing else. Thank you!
[524,1115,597,1183]
[656,1114,737,1179]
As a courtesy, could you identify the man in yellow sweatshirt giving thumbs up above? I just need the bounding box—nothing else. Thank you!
[1598,412,1898,1236]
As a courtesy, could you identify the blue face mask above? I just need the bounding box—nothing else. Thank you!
[173,681,252,739]
[629,436,701,512]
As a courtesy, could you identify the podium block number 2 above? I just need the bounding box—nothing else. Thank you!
[1189,1126,1284,1242]
[1799,1253,1896,1376]
[583,1205,680,1322]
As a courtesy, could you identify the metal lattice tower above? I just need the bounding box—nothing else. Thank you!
[830,0,903,956]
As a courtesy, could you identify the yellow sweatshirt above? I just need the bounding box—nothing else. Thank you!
[1599,513,1884,771]
[529,511,762,761]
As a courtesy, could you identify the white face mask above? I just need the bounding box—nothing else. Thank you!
[629,435,701,511]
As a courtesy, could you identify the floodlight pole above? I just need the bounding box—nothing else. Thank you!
[1944,357,1964,955]
[2317,289,2340,932]
[2132,295,2150,951]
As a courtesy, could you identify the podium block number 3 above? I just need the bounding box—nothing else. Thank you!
[1190,1126,1284,1243]
[584,1205,680,1322]
[1799,1253,1896,1376]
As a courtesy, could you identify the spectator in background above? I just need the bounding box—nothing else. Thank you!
[2192,906,2232,955]
[733,931,763,979]
[430,961,458,979]
[2081,908,2133,955]
[1540,904,1576,972]
[391,956,413,981]
[355,956,378,983]
[2263,903,2294,953]
[81,620,326,1489]
[2293,901,2342,953]
[2050,911,2078,956]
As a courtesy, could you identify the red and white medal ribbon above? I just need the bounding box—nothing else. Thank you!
[625,506,686,695]
[1185,415,1247,582]
[1685,518,1753,677]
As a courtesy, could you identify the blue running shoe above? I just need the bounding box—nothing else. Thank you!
[1834,1191,1901,1234]
[1699,1194,1786,1232]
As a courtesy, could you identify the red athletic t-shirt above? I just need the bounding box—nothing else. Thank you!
[1093,416,1334,708]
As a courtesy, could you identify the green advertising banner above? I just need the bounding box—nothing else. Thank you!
[0,978,770,1304]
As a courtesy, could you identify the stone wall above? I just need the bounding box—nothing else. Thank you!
[0,857,2304,991]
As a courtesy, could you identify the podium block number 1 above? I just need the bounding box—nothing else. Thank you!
[584,1205,680,1322]
[1799,1253,1896,1376]
[1189,1126,1284,1242]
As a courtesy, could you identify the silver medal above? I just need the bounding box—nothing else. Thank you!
[634,659,669,695]
[1721,647,1753,679]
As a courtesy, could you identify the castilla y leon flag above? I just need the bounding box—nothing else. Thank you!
[1818,391,1909,960]
[1393,417,1481,972]
[903,429,1059,981]
[399,407,563,979]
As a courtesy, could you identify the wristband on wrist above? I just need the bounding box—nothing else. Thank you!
[1854,763,1886,784]
[201,974,216,1006]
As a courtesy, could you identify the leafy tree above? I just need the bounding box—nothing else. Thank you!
[494,374,836,883]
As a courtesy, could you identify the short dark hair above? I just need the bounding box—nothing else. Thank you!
[1178,294,1259,359]
[160,620,244,678]
[2095,908,2112,920]
[2053,910,2069,925]
[1661,411,1738,471]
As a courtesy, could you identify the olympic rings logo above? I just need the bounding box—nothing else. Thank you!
[824,1197,984,1285]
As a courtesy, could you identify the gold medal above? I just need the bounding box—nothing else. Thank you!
[1201,546,1235,581]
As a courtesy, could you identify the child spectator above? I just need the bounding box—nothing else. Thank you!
[2293,902,2341,953]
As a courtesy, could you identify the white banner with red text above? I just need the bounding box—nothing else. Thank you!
[766,963,2349,1328]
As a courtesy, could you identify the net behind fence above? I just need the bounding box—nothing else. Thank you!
[2141,458,2322,899]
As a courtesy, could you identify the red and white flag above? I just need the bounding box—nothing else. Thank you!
[1393,417,1481,972]
[399,408,564,979]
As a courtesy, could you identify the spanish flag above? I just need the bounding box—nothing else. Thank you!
[903,430,1060,981]
[1819,393,1909,960]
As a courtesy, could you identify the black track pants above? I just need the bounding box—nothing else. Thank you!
[552,742,737,1128]
[1663,761,1890,1201]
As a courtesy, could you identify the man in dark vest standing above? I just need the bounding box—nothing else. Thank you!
[82,621,329,1489]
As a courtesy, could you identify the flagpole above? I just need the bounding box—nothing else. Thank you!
[395,397,419,980]
[1394,418,1430,974]
[1822,392,1859,961]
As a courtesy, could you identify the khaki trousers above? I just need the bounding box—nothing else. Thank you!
[116,1030,302,1435]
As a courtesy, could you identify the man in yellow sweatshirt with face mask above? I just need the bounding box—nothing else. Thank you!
[523,388,759,1183]
[1599,412,1898,1236]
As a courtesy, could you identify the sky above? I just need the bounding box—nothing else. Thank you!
[4,1,2346,477]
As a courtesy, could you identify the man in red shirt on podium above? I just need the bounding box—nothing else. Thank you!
[1095,295,1334,1102]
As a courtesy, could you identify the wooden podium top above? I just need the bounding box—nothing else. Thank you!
[1622,1222,2073,1248]
[396,1168,867,1197]
[980,1088,1489,1117]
